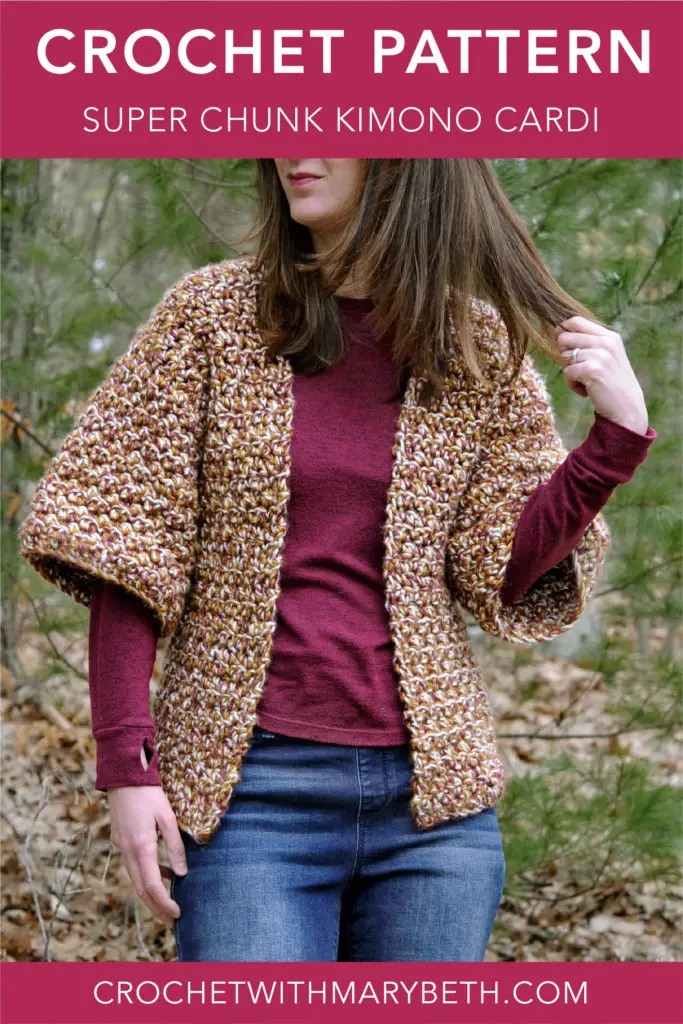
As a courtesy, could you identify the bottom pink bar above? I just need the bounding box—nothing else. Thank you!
[1,962,682,1024]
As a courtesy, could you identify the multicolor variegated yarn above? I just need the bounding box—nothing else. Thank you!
[19,257,611,843]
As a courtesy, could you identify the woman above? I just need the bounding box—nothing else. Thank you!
[19,159,656,962]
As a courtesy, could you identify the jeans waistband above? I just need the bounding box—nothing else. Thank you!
[247,725,414,814]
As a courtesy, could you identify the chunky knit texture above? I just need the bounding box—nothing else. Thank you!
[19,256,612,843]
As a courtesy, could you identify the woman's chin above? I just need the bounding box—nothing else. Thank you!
[289,204,335,229]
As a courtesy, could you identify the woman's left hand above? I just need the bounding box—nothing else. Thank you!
[555,316,650,436]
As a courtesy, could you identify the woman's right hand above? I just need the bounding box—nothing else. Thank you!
[108,786,188,928]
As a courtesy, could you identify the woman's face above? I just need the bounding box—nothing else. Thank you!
[273,159,363,245]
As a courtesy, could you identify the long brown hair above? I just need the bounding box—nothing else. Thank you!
[250,159,604,406]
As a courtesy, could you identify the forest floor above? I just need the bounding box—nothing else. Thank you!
[1,606,681,963]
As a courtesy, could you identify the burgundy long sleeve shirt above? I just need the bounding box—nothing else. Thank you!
[87,296,657,788]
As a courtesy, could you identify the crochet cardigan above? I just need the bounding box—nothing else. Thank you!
[19,255,612,844]
[87,409,654,789]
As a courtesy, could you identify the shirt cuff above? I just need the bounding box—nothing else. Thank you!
[579,412,657,480]
[94,725,162,790]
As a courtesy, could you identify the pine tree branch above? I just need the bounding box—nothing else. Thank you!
[41,222,143,324]
[24,591,88,682]
[1,406,55,458]
[89,162,121,261]
[165,177,233,250]
[507,159,595,202]
[154,160,255,191]
[614,207,682,317]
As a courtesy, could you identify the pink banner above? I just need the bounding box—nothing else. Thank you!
[1,962,682,1023]
[1,1,682,157]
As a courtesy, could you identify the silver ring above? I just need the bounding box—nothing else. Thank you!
[571,347,580,365]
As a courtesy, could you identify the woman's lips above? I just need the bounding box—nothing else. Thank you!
[288,175,321,188]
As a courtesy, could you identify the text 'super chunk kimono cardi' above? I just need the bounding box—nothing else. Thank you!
[19,256,612,843]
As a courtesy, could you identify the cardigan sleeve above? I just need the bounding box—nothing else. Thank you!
[18,278,210,640]
[445,323,612,645]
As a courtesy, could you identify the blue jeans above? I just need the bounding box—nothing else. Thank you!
[171,728,505,962]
